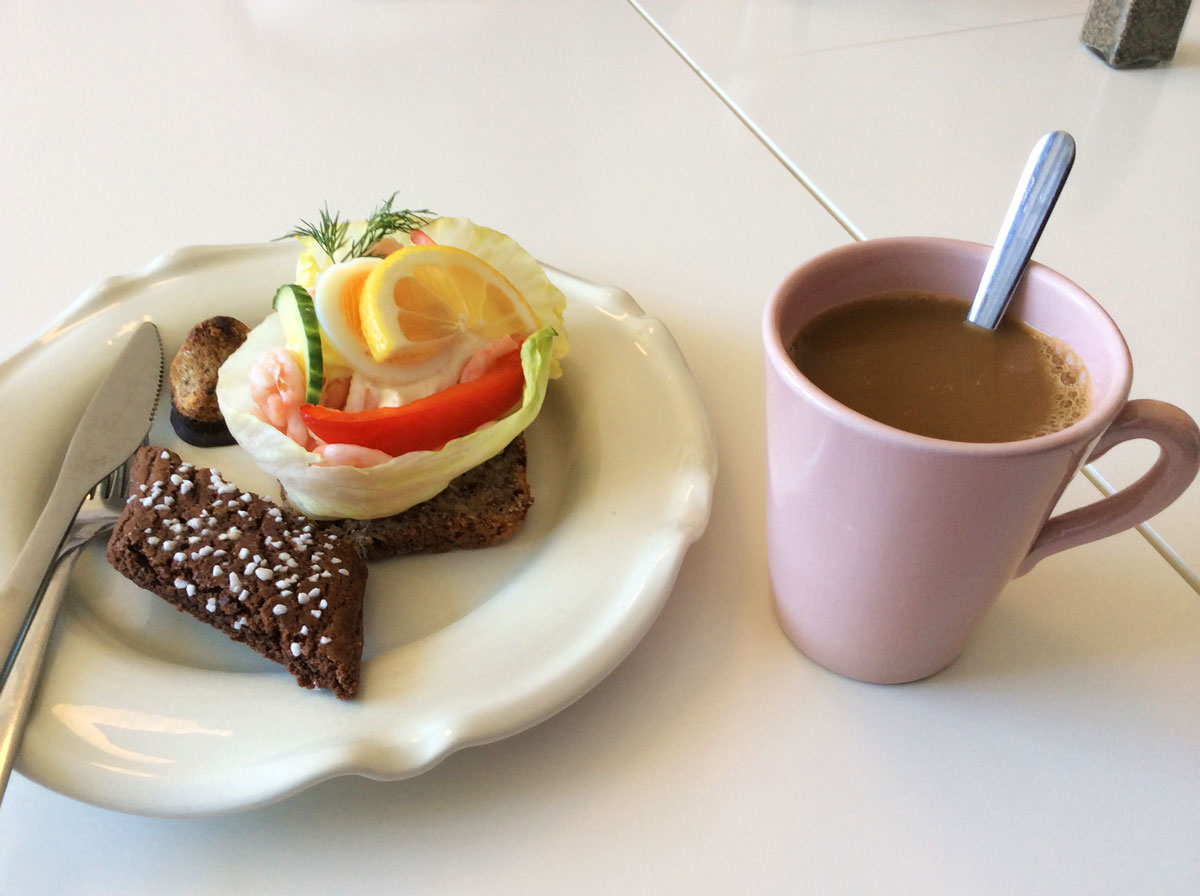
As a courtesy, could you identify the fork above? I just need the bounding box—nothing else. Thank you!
[0,456,133,802]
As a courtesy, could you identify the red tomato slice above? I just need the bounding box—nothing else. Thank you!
[301,347,524,456]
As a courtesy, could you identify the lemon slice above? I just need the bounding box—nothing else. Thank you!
[358,244,539,365]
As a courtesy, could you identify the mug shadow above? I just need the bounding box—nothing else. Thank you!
[924,534,1196,686]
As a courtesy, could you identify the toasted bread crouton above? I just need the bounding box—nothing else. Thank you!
[169,316,250,446]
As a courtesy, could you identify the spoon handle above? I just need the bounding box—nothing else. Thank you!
[968,131,1076,329]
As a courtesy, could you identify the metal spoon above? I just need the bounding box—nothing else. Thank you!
[967,130,1076,329]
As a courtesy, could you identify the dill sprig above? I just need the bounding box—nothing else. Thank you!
[283,205,350,262]
[347,194,434,259]
[281,193,435,262]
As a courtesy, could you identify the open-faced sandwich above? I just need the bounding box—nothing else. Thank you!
[217,200,568,520]
[106,197,568,699]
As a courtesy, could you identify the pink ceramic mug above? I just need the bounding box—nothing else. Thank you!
[763,237,1200,684]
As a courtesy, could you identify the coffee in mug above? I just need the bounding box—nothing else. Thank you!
[787,291,1090,443]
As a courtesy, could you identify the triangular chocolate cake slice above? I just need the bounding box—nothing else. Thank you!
[106,446,365,699]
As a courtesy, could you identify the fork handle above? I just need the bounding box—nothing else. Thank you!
[0,544,80,803]
[0,482,85,686]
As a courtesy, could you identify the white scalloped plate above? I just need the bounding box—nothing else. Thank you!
[0,243,716,816]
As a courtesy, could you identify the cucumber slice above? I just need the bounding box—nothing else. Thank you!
[272,284,324,404]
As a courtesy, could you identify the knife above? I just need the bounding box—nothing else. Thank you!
[0,320,163,685]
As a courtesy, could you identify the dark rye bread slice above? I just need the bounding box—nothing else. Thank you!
[169,316,250,447]
[318,434,534,561]
[106,446,366,699]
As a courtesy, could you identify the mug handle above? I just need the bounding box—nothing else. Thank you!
[1017,399,1200,576]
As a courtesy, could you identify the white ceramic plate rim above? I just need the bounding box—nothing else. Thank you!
[0,242,716,816]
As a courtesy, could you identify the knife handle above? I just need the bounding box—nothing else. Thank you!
[0,482,83,686]
[0,321,159,687]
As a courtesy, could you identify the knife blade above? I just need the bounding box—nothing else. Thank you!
[0,320,163,684]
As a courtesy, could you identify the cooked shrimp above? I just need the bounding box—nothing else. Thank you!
[459,335,521,383]
[366,235,405,257]
[343,373,375,413]
[320,376,351,410]
[366,229,435,257]
[314,443,393,468]
[248,347,310,446]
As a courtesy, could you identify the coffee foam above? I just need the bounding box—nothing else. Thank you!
[1033,336,1091,438]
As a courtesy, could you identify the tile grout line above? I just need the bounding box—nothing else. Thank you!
[1081,466,1200,594]
[795,13,1084,58]
[626,0,1200,595]
[624,0,865,242]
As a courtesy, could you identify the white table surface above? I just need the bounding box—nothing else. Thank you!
[636,0,1200,570]
[2,2,1198,894]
